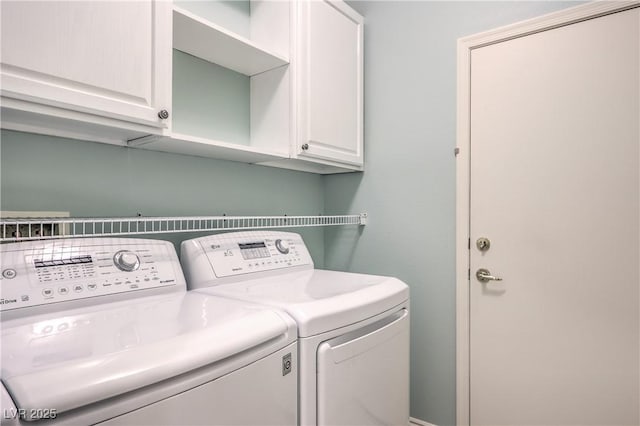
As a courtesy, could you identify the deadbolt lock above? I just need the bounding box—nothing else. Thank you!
[476,237,491,251]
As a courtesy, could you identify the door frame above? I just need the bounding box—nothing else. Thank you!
[454,1,639,424]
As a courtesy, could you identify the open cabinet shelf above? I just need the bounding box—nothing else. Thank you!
[134,3,292,167]
[173,6,289,76]
[132,132,286,164]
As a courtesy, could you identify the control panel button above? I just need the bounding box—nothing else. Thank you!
[2,269,17,279]
[113,251,141,272]
[275,239,290,254]
[42,288,54,298]
[73,285,84,293]
[58,287,69,295]
[87,284,97,291]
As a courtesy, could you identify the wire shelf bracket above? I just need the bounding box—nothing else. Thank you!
[0,214,367,242]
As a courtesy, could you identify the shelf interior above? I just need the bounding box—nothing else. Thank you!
[173,5,289,77]
[172,50,251,145]
[164,2,339,173]
[173,0,251,38]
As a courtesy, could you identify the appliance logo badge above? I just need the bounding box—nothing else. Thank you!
[282,353,292,376]
[0,298,17,305]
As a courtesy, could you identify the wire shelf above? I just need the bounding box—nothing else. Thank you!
[0,214,367,242]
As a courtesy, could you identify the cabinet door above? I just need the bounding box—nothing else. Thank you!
[0,1,171,129]
[296,0,363,168]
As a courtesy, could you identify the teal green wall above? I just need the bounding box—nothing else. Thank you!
[1,3,585,424]
[326,2,582,425]
[174,1,250,37]
[0,130,325,264]
[173,50,251,145]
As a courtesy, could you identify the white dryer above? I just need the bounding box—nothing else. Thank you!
[0,238,297,425]
[181,231,410,426]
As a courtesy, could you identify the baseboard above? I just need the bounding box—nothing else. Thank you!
[410,417,437,426]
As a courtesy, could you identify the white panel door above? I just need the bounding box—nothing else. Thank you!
[469,7,639,425]
[317,310,409,426]
[0,1,171,128]
[296,0,363,167]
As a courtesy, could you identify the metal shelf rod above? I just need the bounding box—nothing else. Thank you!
[0,214,367,242]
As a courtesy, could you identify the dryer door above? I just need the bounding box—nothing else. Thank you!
[317,308,409,426]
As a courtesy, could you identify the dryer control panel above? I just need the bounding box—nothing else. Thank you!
[182,231,313,284]
[0,238,183,313]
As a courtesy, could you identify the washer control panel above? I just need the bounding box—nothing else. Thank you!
[193,231,313,279]
[0,238,181,312]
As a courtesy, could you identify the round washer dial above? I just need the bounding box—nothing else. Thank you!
[275,239,290,254]
[113,250,141,272]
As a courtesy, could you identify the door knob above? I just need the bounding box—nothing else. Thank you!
[476,268,503,283]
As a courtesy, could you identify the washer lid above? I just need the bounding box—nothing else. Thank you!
[1,292,294,418]
[199,269,409,337]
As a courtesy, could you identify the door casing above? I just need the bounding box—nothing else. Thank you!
[454,1,640,424]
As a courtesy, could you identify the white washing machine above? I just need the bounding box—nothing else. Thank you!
[181,231,410,426]
[0,237,297,425]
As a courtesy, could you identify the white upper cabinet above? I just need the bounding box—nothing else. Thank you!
[294,0,364,169]
[0,0,363,173]
[0,1,171,143]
